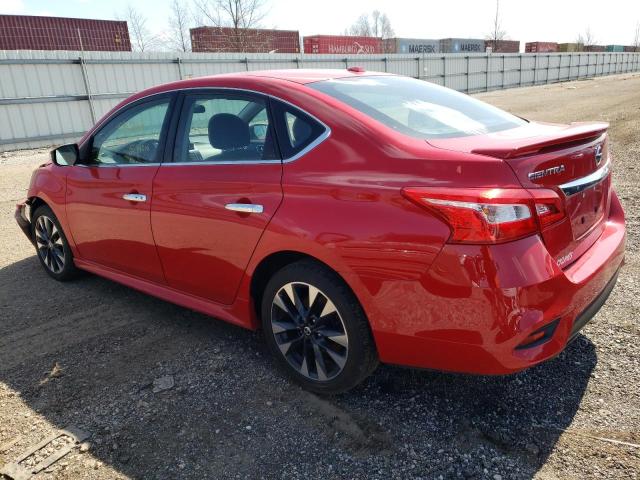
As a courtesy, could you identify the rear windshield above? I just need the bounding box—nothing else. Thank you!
[309,76,526,139]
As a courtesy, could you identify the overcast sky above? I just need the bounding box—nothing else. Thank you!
[3,0,640,47]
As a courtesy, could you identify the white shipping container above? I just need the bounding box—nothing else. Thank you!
[386,38,440,54]
[440,38,485,53]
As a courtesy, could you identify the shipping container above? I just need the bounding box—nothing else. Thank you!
[558,43,583,52]
[439,38,485,53]
[486,40,520,53]
[525,42,558,53]
[0,14,131,51]
[384,38,439,54]
[605,45,625,52]
[191,27,299,53]
[303,35,382,54]
[624,45,639,52]
[584,45,605,52]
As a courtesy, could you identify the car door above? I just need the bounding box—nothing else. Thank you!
[65,94,175,284]
[150,90,283,304]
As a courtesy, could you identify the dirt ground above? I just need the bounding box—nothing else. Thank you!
[1,73,639,480]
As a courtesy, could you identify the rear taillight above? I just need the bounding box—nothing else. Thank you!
[402,187,564,244]
[529,189,565,228]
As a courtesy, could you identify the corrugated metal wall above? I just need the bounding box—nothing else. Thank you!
[1,50,639,151]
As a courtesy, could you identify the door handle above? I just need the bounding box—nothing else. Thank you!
[122,193,147,202]
[225,203,263,214]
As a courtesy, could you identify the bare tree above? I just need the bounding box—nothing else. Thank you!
[370,10,394,38]
[486,0,506,51]
[574,27,597,50]
[120,4,157,52]
[193,0,267,29]
[347,11,394,38]
[583,27,597,47]
[167,0,191,52]
[191,6,206,28]
[192,0,268,51]
[633,22,640,52]
[347,14,371,36]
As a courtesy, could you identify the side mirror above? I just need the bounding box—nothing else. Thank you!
[250,123,268,141]
[51,143,79,166]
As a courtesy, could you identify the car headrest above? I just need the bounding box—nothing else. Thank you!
[292,118,312,148]
[208,114,250,150]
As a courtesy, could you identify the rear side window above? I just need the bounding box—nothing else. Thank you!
[174,93,279,163]
[309,76,526,139]
[271,101,326,159]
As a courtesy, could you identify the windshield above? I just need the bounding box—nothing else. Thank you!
[310,76,526,139]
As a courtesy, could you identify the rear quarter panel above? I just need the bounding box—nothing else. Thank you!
[246,81,524,336]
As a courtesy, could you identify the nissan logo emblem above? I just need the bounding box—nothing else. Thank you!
[594,144,603,166]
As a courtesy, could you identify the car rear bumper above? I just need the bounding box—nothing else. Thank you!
[568,267,619,342]
[371,189,626,374]
[15,200,34,244]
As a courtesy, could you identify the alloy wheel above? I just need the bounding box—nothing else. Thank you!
[35,215,65,274]
[270,282,349,381]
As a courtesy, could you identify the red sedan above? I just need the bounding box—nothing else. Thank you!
[15,69,625,393]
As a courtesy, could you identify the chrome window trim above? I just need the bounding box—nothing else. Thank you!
[76,163,161,168]
[162,159,282,167]
[559,160,610,196]
[90,86,331,167]
[163,129,332,167]
[80,93,174,168]
[282,128,331,164]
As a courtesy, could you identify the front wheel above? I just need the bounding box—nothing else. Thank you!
[31,205,80,281]
[261,260,378,394]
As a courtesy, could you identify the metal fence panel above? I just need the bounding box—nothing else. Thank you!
[0,50,639,151]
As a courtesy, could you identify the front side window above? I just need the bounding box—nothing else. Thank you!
[309,76,526,139]
[89,99,170,165]
[175,94,278,163]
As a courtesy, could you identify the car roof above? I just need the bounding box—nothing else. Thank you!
[223,68,392,84]
[84,69,392,143]
[149,69,392,94]
[121,68,394,107]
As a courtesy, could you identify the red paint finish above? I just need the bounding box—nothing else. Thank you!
[19,69,626,376]
[151,163,283,304]
[428,122,612,263]
[65,165,165,284]
[372,192,625,373]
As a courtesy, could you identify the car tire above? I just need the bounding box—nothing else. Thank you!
[261,260,379,394]
[31,205,80,281]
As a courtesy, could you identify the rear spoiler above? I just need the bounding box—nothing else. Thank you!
[470,122,608,159]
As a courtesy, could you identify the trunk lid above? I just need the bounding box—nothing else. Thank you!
[428,122,612,268]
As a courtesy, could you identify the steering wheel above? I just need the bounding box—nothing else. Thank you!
[137,139,160,158]
[121,139,160,163]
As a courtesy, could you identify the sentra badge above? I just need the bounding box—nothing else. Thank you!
[528,165,566,181]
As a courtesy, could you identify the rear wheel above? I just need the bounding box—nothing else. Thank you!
[261,260,378,394]
[31,205,79,281]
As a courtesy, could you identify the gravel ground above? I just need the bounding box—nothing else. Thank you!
[1,73,639,480]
